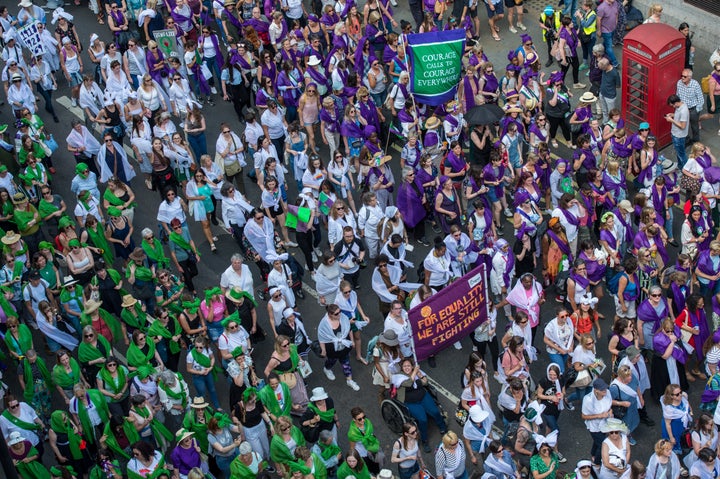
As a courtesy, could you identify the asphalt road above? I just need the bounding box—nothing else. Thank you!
[0,0,709,476]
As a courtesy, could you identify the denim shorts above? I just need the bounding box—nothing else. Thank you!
[398,462,420,479]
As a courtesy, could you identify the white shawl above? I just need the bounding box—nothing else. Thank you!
[242,216,276,262]
[618,355,650,393]
[315,264,341,298]
[544,318,575,353]
[510,322,537,362]
[79,81,104,117]
[130,119,153,155]
[36,312,78,351]
[380,240,413,268]
[484,452,517,478]
[96,141,136,183]
[610,377,639,407]
[317,314,352,349]
[662,397,691,427]
[371,263,421,303]
[104,71,132,103]
[66,126,101,156]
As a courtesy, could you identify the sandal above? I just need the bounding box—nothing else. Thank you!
[551,140,559,148]
[492,34,501,41]
[97,17,105,24]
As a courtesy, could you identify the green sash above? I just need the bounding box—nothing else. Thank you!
[50,411,83,460]
[86,223,114,264]
[89,461,121,479]
[1,408,42,431]
[147,316,182,354]
[273,344,300,374]
[312,452,329,479]
[318,440,342,461]
[78,335,112,363]
[52,358,82,389]
[158,373,188,408]
[59,285,84,307]
[127,341,156,369]
[347,418,380,453]
[141,238,170,269]
[81,308,123,342]
[103,419,140,460]
[22,356,54,403]
[132,405,173,448]
[182,410,212,453]
[103,187,137,209]
[169,231,197,255]
[98,364,128,396]
[76,389,110,445]
[128,263,154,282]
[126,455,167,479]
[258,382,292,418]
[13,205,37,233]
[230,456,267,479]
[121,304,148,331]
[269,424,306,465]
[337,461,372,479]
[37,196,60,219]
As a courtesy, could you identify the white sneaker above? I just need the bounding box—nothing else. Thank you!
[503,208,513,218]
[211,86,218,95]
[282,165,289,174]
[509,26,518,33]
[311,251,318,263]
[347,379,360,391]
[285,240,298,248]
[453,341,462,350]
[71,97,77,107]
[313,247,323,256]
[390,0,397,5]
[517,23,527,31]
[324,368,336,380]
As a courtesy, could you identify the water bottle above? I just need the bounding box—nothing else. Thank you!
[689,50,695,66]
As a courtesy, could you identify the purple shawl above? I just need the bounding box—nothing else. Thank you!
[637,148,658,186]
[671,282,687,316]
[358,98,381,131]
[633,229,668,265]
[611,136,633,158]
[461,74,478,112]
[698,250,720,291]
[574,147,597,171]
[306,65,330,90]
[145,49,168,83]
[651,185,667,226]
[445,151,466,175]
[277,70,300,107]
[280,48,301,69]
[382,45,397,63]
[697,153,713,170]
[574,106,592,134]
[498,249,515,286]
[528,123,547,143]
[578,250,606,282]
[207,34,224,73]
[481,73,499,102]
[397,178,427,228]
[683,307,711,361]
[261,62,278,89]
[637,298,668,333]
[590,182,614,210]
[599,228,618,251]
[245,17,269,34]
[569,271,589,290]
[110,10,127,37]
[170,6,193,33]
[341,119,364,139]
[338,0,355,18]
[319,107,340,133]
[190,57,211,96]
[612,209,635,245]
[653,326,687,364]
[602,170,627,200]
[483,163,506,199]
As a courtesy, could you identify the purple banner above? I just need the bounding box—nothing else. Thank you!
[406,29,466,106]
[408,264,488,361]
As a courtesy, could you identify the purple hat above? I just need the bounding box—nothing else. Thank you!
[363,125,376,137]
[520,34,532,44]
[513,189,531,207]
[548,71,564,84]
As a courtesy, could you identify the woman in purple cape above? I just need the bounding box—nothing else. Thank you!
[396,166,428,245]
[651,318,690,399]
[675,293,711,380]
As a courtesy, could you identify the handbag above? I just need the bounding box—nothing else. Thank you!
[279,371,298,389]
[573,368,592,388]
[44,134,59,153]
[38,140,52,157]
[224,160,242,177]
[310,339,323,358]
[680,173,701,195]
[610,385,627,419]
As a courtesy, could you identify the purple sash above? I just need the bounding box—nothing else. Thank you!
[651,185,667,226]
[358,99,381,131]
[578,250,605,282]
[111,10,126,36]
[223,7,243,31]
[368,166,392,192]
[528,123,547,143]
[698,250,720,291]
[671,282,687,315]
[569,271,589,290]
[546,230,573,262]
[280,48,300,68]
[146,49,168,83]
[599,228,618,251]
[637,298,668,333]
[611,137,632,158]
[590,182,613,210]
[560,208,580,226]
[339,0,355,18]
[481,73,498,102]
[190,60,211,96]
[319,107,340,133]
[445,151,466,175]
[653,326,686,364]
[341,119,364,138]
[208,34,224,73]
[637,148,658,186]
[306,66,330,90]
[231,52,253,70]
[261,62,277,89]
[612,209,634,245]
[686,308,711,361]
[482,163,505,199]
[698,153,713,170]
[245,17,269,34]
[277,70,300,107]
[500,251,515,286]
[171,7,193,33]
[382,45,396,63]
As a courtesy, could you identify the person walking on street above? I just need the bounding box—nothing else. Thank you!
[598,59,620,123]
[595,0,618,68]
[666,94,690,169]
[676,68,713,144]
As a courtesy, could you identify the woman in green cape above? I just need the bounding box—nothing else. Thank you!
[84,214,114,265]
[8,431,51,479]
[4,316,33,361]
[69,384,110,446]
[88,447,123,479]
[37,186,67,238]
[18,349,54,424]
[126,329,163,371]
[270,415,306,475]
[96,356,130,417]
[258,372,294,420]
[128,394,173,450]
[230,441,268,479]
[48,411,91,475]
[58,277,85,336]
[52,349,88,403]
[78,325,112,385]
[296,445,329,479]
[182,396,228,454]
[101,415,141,460]
[120,294,149,333]
[147,307,183,371]
[337,450,372,479]
[347,406,383,474]
[80,299,123,344]
[12,192,43,252]
[140,227,170,270]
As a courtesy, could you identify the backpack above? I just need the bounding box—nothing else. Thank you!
[607,271,627,295]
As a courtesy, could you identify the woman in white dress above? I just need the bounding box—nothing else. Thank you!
[327,199,357,249]
[266,286,288,337]
[327,151,357,213]
[78,75,104,122]
[129,115,154,188]
[598,419,631,479]
[103,59,131,104]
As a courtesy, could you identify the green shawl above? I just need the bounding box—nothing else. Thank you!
[98,364,128,396]
[307,402,335,423]
[81,308,123,342]
[86,223,114,264]
[127,341,156,369]
[37,196,59,220]
[121,303,148,331]
[132,404,173,448]
[182,409,213,453]
[317,440,342,462]
[147,316,182,354]
[141,237,170,269]
[337,461,372,479]
[190,347,221,380]
[78,335,112,363]
[158,373,188,408]
[22,356,54,403]
[127,263,154,282]
[103,187,136,209]
[59,284,84,307]
[76,389,110,445]
[4,323,32,356]
[15,446,51,479]
[272,344,300,375]
[52,358,82,389]
[13,205,38,233]
[347,418,380,453]
[230,456,268,479]
[312,452,329,479]
[169,231,198,255]
[258,382,292,417]
[1,408,42,431]
[269,424,306,465]
[50,410,83,460]
[0,292,18,322]
[103,419,141,460]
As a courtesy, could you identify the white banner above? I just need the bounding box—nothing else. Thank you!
[16,23,45,56]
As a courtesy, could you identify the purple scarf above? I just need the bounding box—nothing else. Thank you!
[321,12,340,28]
[245,17,269,34]
[611,136,633,158]
[462,74,478,112]
[231,52,253,70]
[339,0,355,18]
[547,230,573,262]
[684,307,711,361]
[528,123,547,143]
[358,99,381,131]
[445,151,466,175]
[111,10,126,36]
[671,282,687,315]
[483,163,506,199]
[481,73,498,102]
[190,57,211,96]
[368,166,392,192]
[223,7,243,31]
[341,119,364,139]
[697,153,713,170]
[306,65,330,90]
[364,139,381,155]
[599,228,618,251]
[654,326,687,364]
[171,6,193,32]
[633,230,668,265]
[277,70,300,107]
[499,250,515,286]
[569,271,589,290]
[354,37,373,76]
[602,170,627,199]
[590,182,614,210]
[382,44,397,63]
[397,178,427,228]
[560,208,580,226]
[612,208,635,245]
[637,148,658,185]
[280,48,301,69]
[319,107,340,133]
[578,250,605,282]
[637,298,668,333]
[651,185,667,226]
[261,62,277,89]
[398,109,415,126]
[698,250,720,291]
[145,49,168,83]
[205,34,224,73]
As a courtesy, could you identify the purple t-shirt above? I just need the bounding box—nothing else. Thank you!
[597,0,618,33]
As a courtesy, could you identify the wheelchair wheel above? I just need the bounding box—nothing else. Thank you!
[381,399,407,434]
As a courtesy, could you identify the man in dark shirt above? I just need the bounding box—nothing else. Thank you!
[598,58,621,123]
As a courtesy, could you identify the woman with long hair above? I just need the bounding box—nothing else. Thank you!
[186,169,219,252]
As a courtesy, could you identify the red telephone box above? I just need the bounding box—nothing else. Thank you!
[621,23,685,148]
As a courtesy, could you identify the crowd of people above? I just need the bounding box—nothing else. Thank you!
[2,1,720,479]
